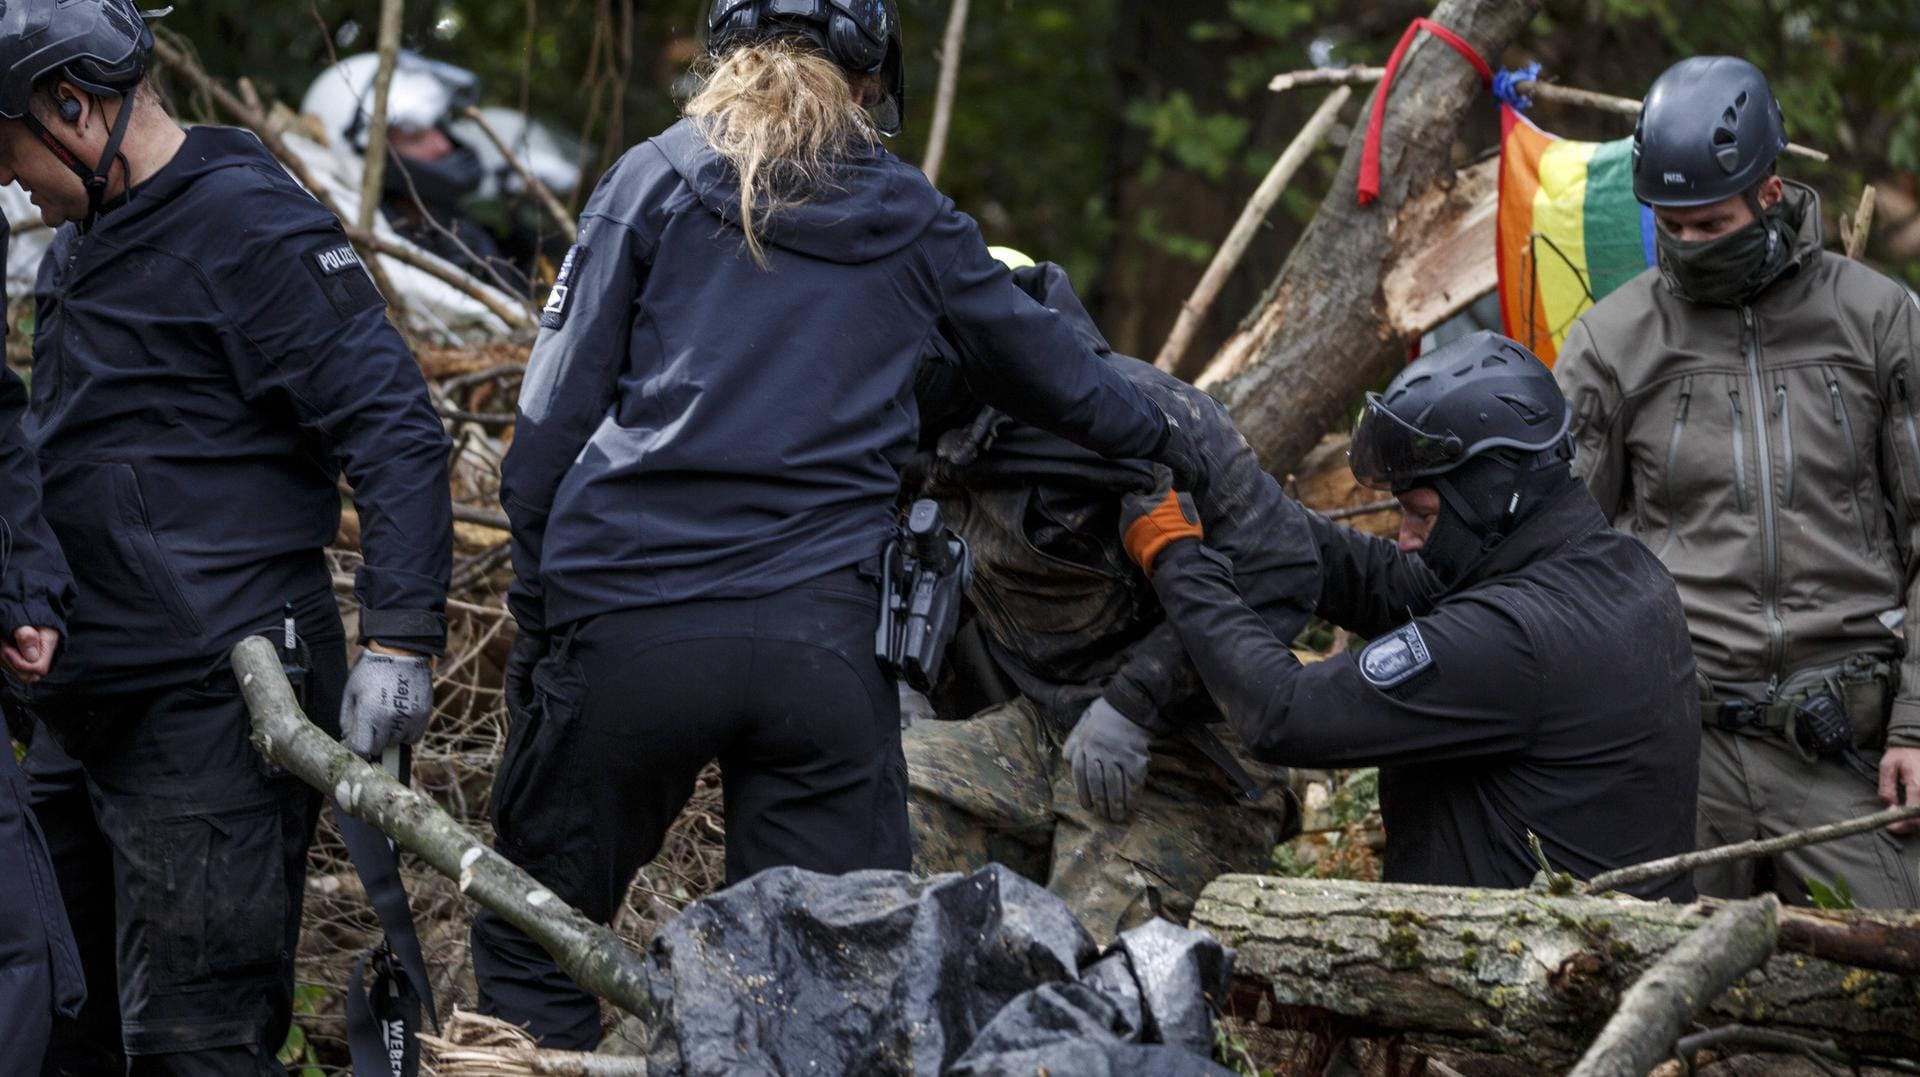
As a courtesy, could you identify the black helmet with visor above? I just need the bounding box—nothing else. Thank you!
[1350,330,1570,494]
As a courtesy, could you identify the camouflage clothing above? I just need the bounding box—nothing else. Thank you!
[906,697,1297,944]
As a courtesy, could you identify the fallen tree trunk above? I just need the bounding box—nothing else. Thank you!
[1192,876,1920,1070]
[1197,0,1540,477]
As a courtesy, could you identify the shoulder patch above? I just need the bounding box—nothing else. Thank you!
[302,239,383,319]
[1358,621,1435,691]
[540,244,589,331]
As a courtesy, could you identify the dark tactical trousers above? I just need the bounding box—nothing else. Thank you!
[0,746,85,1074]
[473,566,911,1049]
[24,639,345,1077]
[905,696,1299,945]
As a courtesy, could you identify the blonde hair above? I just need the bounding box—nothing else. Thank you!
[685,38,877,268]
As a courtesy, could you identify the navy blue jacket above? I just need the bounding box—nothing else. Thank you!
[28,126,453,693]
[0,219,72,642]
[504,120,1171,631]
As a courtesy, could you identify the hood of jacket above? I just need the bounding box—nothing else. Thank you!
[652,118,940,265]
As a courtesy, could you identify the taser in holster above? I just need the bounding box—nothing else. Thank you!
[877,499,973,692]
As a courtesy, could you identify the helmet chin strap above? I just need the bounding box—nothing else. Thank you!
[20,91,139,225]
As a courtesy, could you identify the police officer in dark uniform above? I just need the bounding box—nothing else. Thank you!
[0,3,453,1071]
[1122,331,1701,896]
[475,0,1205,1046]
[0,211,86,1074]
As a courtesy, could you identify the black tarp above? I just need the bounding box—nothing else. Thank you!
[628,864,1239,1076]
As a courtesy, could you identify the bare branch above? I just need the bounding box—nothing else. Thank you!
[232,637,648,1017]
[358,0,406,233]
[1154,87,1350,377]
[1569,896,1779,1077]
[1266,66,1830,161]
[920,0,971,186]
[459,105,578,237]
[1583,804,1920,895]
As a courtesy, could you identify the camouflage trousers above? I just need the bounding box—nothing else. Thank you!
[905,696,1298,944]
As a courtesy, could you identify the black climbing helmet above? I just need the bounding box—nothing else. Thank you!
[0,0,160,120]
[1349,330,1571,493]
[705,0,905,136]
[1632,56,1788,208]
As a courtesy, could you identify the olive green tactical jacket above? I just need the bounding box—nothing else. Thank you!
[1557,183,1920,749]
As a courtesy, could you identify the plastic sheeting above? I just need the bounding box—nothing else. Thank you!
[623,864,1238,1077]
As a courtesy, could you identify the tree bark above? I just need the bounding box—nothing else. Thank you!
[1192,876,1920,1070]
[1196,0,1540,476]
[1568,896,1778,1077]
[231,637,654,1022]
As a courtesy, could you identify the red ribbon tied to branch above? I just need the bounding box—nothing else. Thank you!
[1356,17,1493,206]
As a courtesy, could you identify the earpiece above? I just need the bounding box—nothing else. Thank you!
[57,95,81,123]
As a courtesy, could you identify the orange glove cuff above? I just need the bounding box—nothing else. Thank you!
[1123,491,1203,576]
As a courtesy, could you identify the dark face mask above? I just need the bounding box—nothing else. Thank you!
[1656,208,1795,307]
[383,142,484,211]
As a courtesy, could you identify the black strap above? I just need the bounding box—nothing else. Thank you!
[333,747,435,1077]
[1179,724,1263,803]
[19,89,137,225]
[344,946,423,1077]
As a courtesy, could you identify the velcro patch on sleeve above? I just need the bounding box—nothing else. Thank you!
[1358,620,1435,692]
[540,244,588,331]
[303,239,384,319]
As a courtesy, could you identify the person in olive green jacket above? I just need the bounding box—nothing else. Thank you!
[1557,56,1920,907]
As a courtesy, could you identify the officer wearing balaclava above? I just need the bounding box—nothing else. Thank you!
[1557,57,1920,907]
[1123,331,1701,896]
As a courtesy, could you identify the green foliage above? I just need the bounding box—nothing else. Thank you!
[1804,875,1857,911]
[275,983,330,1077]
[1125,91,1249,180]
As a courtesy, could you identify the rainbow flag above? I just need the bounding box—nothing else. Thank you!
[1497,104,1657,366]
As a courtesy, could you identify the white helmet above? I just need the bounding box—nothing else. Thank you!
[447,106,583,201]
[301,50,481,157]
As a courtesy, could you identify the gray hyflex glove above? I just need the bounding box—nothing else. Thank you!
[1066,697,1153,824]
[339,650,434,758]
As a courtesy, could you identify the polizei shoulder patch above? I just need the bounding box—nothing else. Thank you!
[1358,620,1435,691]
[541,244,588,331]
[303,239,382,318]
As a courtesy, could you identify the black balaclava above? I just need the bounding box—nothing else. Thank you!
[1420,445,1578,588]
[384,140,484,211]
[1656,186,1802,307]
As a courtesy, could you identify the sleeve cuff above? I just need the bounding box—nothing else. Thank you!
[0,590,69,639]
[1101,677,1173,735]
[359,608,448,656]
[1886,698,1920,748]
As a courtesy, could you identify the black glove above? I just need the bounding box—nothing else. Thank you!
[1066,697,1153,824]
[504,626,550,723]
[1153,410,1209,495]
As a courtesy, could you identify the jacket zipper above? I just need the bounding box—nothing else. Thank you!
[1774,383,1795,508]
[1742,306,1785,690]
[1728,388,1749,515]
[1827,369,1875,556]
[1654,376,1692,559]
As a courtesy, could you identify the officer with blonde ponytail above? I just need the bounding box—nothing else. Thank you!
[476,0,1209,1042]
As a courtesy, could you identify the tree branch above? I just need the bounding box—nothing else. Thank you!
[231,637,649,1019]
[1568,896,1779,1077]
[459,105,578,237]
[920,0,970,186]
[1154,87,1351,378]
[1266,65,1829,161]
[358,0,406,234]
[1583,803,1920,895]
